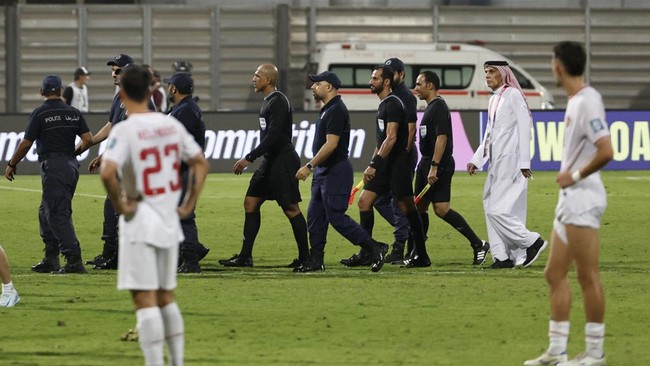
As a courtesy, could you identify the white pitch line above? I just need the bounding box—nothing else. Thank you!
[0,185,105,198]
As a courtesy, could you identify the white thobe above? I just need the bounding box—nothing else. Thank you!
[470,85,540,263]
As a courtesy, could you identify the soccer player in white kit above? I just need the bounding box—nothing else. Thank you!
[524,42,613,366]
[100,66,209,366]
[468,60,547,268]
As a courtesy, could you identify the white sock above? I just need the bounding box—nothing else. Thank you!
[2,281,15,294]
[161,302,185,366]
[585,322,605,359]
[136,307,165,366]
[548,320,570,355]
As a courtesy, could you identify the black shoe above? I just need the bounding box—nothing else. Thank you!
[52,261,87,274]
[339,250,371,267]
[286,258,302,268]
[85,254,107,266]
[368,243,387,272]
[178,262,202,273]
[293,262,324,273]
[94,255,118,270]
[489,258,514,269]
[32,258,61,273]
[219,254,253,267]
[522,237,548,267]
[472,241,490,265]
[384,241,405,263]
[197,245,210,262]
[401,255,431,268]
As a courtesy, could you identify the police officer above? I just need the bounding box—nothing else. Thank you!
[219,64,310,268]
[164,72,210,273]
[351,65,430,268]
[295,71,387,272]
[414,71,490,265]
[78,53,135,270]
[5,74,93,274]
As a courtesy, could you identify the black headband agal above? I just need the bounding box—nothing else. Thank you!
[484,60,509,67]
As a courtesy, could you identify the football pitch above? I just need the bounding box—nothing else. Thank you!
[0,170,648,365]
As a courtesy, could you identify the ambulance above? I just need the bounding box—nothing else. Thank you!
[304,40,555,111]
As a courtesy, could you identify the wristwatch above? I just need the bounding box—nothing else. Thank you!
[430,161,439,167]
[306,163,313,171]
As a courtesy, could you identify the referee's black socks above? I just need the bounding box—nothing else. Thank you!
[240,211,261,258]
[289,212,310,262]
[442,209,482,248]
[359,210,374,237]
[406,211,429,259]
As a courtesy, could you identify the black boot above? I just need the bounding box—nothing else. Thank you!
[52,254,87,274]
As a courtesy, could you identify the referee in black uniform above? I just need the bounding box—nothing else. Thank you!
[295,71,386,272]
[164,72,210,273]
[414,71,490,265]
[352,65,430,268]
[219,64,310,268]
[5,75,93,274]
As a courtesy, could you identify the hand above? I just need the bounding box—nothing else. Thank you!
[521,169,533,178]
[88,156,102,173]
[467,163,478,175]
[363,166,376,183]
[295,166,311,181]
[4,165,15,181]
[427,166,438,185]
[556,170,575,189]
[233,158,250,175]
[177,204,194,220]
[120,196,138,221]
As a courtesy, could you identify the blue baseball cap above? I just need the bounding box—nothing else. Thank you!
[164,72,194,94]
[308,71,342,89]
[384,58,405,72]
[107,53,134,68]
[41,74,62,92]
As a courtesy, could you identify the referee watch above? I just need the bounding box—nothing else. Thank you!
[430,161,439,167]
[306,162,314,171]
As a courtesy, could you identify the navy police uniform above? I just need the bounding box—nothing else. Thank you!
[245,90,301,205]
[25,98,90,266]
[307,95,373,256]
[415,96,455,203]
[168,94,208,268]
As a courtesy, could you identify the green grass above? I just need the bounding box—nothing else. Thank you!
[0,171,648,365]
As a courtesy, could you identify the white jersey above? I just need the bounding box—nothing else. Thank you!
[67,82,89,112]
[561,86,610,181]
[103,112,203,248]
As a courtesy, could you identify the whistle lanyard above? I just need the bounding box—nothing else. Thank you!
[483,85,508,159]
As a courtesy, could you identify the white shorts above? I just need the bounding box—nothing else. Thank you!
[117,240,178,291]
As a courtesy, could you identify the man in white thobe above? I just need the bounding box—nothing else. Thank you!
[467,60,547,269]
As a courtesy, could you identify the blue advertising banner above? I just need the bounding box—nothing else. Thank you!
[479,111,650,170]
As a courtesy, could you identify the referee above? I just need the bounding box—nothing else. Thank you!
[219,64,310,268]
[413,71,490,265]
[345,65,430,268]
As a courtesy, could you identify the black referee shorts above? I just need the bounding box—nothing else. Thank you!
[414,156,454,203]
[364,150,414,198]
[246,148,302,206]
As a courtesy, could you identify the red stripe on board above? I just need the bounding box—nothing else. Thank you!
[338,89,469,96]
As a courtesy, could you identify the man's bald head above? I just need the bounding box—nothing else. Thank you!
[257,64,278,85]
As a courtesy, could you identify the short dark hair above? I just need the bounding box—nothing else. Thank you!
[373,65,393,82]
[42,89,61,97]
[553,41,586,77]
[420,71,441,90]
[120,65,152,102]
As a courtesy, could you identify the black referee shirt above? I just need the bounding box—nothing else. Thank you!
[392,82,417,123]
[24,99,90,156]
[248,90,294,160]
[312,95,350,167]
[375,94,408,160]
[418,96,453,164]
